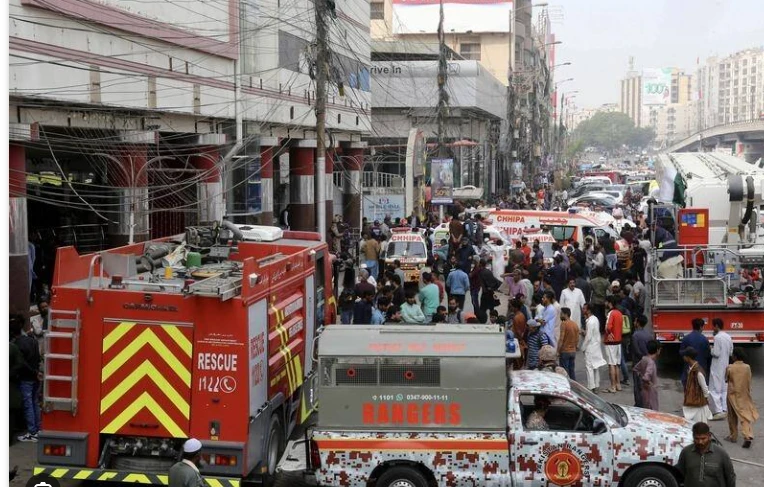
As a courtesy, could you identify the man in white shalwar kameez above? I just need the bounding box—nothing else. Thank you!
[560,278,586,328]
[709,318,733,420]
[485,239,507,282]
[580,304,607,392]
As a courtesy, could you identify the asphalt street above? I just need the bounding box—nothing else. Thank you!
[9,287,764,486]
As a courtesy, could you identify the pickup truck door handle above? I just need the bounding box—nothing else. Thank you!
[523,439,539,445]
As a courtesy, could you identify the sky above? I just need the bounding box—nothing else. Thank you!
[551,0,764,109]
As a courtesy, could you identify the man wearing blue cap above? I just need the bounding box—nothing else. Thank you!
[169,438,204,487]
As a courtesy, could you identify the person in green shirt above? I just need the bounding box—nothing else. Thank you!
[589,266,610,329]
[417,272,440,322]
[677,421,736,487]
[401,290,426,324]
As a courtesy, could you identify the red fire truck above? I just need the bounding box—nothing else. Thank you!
[33,223,335,486]
[650,153,764,345]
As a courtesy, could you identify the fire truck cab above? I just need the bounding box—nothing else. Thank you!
[34,223,335,486]
[281,325,693,487]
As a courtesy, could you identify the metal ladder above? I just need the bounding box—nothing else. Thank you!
[43,309,81,416]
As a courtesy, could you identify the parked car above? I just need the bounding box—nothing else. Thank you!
[568,193,618,210]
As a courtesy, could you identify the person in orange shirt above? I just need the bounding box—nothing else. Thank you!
[603,296,623,393]
[557,307,580,381]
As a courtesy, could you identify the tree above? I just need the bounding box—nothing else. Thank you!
[565,138,584,159]
[572,112,655,151]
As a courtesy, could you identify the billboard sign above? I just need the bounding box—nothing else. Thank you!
[363,194,406,221]
[392,0,513,34]
[642,68,672,105]
[431,158,454,204]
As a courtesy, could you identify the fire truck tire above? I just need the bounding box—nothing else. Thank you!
[110,455,175,473]
[375,465,429,487]
[265,414,285,478]
[623,465,679,487]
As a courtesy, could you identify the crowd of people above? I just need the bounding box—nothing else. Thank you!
[337,206,759,451]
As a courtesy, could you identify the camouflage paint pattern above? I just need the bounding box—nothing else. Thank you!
[313,370,693,487]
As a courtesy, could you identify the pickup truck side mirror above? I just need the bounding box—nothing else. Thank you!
[593,418,607,435]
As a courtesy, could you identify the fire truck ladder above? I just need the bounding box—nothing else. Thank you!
[186,273,243,301]
[43,309,81,415]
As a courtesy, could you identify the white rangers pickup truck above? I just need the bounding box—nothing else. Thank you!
[279,325,693,487]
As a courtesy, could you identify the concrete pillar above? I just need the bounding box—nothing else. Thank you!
[289,141,316,232]
[191,147,223,225]
[259,137,279,226]
[110,145,149,246]
[9,143,30,316]
[325,149,335,236]
[342,147,364,231]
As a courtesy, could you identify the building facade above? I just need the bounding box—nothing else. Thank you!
[367,43,506,205]
[698,47,764,128]
[620,73,643,127]
[9,0,371,313]
[370,0,537,86]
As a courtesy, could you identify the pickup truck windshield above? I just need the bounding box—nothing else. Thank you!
[388,241,426,258]
[570,380,625,426]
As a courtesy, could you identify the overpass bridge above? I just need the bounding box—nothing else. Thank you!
[667,119,764,164]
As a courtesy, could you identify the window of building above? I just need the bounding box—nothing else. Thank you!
[460,43,481,61]
[370,2,384,20]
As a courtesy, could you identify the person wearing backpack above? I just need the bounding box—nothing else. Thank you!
[603,296,624,394]
[618,300,633,387]
[463,216,476,244]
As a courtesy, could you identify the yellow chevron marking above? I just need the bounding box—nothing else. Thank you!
[293,353,303,388]
[101,391,185,437]
[33,468,43,475]
[103,322,136,353]
[162,325,192,357]
[100,360,190,418]
[230,480,240,487]
[73,470,94,480]
[123,474,152,483]
[52,469,69,478]
[272,304,296,395]
[102,329,190,386]
[98,472,118,481]
[206,479,224,487]
[156,475,169,485]
[281,348,294,395]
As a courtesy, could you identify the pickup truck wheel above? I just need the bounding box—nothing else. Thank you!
[376,466,429,487]
[624,465,678,487]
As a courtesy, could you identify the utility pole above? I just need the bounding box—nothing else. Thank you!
[314,0,328,241]
[436,0,448,222]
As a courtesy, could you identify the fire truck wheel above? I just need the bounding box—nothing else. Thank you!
[623,465,679,487]
[376,465,429,487]
[265,414,285,477]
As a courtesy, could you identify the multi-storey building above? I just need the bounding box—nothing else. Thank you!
[9,0,372,313]
[698,47,764,127]
[620,72,643,127]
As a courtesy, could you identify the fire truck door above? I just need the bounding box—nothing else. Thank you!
[99,321,194,438]
[305,274,316,377]
[246,299,271,471]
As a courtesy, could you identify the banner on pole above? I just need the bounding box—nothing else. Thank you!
[431,158,454,204]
